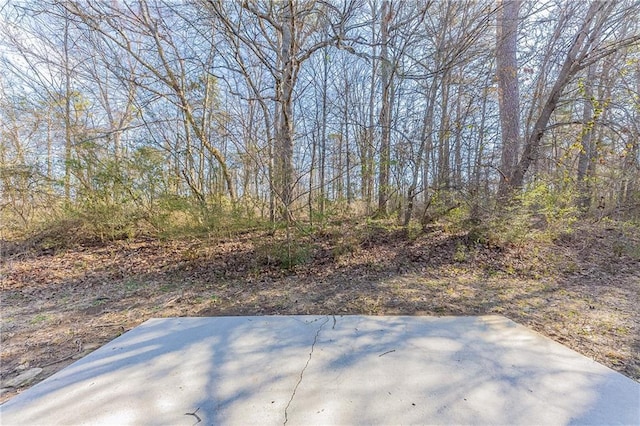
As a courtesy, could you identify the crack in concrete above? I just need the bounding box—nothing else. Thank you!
[283,316,330,425]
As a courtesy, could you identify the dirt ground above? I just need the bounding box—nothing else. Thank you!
[1,219,639,404]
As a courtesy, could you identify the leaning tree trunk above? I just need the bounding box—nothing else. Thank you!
[509,2,611,192]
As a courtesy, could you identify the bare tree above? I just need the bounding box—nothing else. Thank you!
[508,1,640,193]
[204,0,362,222]
[63,0,237,201]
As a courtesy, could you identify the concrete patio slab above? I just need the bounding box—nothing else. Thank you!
[1,315,638,425]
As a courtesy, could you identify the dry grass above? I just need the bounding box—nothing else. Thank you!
[1,219,639,403]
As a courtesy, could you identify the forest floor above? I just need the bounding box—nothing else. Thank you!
[1,218,639,403]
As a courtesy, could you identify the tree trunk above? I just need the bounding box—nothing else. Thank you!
[496,0,521,199]
[63,13,73,204]
[376,0,392,217]
[437,75,451,189]
[276,1,296,222]
[576,64,597,210]
[404,78,438,228]
[344,78,352,205]
[364,61,376,209]
[319,50,328,215]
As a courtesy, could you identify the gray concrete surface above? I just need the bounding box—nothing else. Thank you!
[1,315,638,425]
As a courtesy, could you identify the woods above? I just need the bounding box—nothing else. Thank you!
[1,0,640,239]
[3,1,640,403]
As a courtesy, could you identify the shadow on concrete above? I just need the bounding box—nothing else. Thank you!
[1,315,638,425]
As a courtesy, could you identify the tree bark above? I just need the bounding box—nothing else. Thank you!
[319,50,328,215]
[275,0,296,222]
[496,0,521,199]
[376,0,392,217]
[63,12,73,204]
[576,64,597,210]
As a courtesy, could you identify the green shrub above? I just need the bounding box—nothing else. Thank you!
[255,239,311,270]
[470,182,580,248]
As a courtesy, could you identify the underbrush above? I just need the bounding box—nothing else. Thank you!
[0,196,270,255]
[466,183,579,248]
[4,183,638,281]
